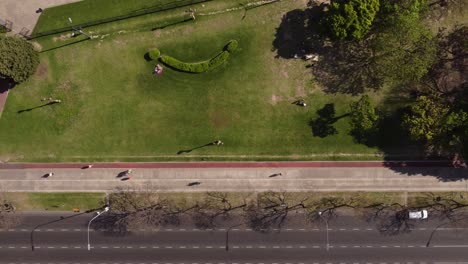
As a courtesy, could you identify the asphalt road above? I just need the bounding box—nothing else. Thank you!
[1,212,468,263]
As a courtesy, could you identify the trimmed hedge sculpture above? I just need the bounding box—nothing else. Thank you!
[148,48,161,60]
[159,40,238,73]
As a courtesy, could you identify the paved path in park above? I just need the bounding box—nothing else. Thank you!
[0,162,466,192]
[0,0,81,34]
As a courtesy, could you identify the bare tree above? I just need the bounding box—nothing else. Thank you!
[244,191,308,232]
[94,187,196,233]
[305,196,359,224]
[362,202,415,235]
[0,197,18,229]
[192,192,247,229]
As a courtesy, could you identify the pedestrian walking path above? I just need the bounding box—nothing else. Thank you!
[0,161,455,169]
[0,162,466,192]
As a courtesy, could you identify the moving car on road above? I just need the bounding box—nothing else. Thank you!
[409,209,428,219]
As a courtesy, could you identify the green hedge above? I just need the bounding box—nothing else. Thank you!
[148,48,160,60]
[159,40,238,73]
[225,40,238,53]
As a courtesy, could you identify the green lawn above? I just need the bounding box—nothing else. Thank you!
[33,0,213,34]
[3,193,105,211]
[0,1,393,162]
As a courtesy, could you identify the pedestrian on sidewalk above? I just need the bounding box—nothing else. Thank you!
[43,172,54,178]
[82,164,93,169]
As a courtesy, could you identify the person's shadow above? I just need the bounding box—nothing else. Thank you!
[187,181,201,186]
[17,101,60,113]
[177,142,214,155]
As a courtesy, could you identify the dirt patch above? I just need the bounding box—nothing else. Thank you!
[209,110,231,129]
[270,94,284,105]
[52,33,71,42]
[153,30,162,38]
[35,62,48,80]
[31,41,42,52]
[295,84,307,98]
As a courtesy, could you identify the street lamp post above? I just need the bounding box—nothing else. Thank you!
[68,17,90,38]
[318,211,330,251]
[87,206,109,251]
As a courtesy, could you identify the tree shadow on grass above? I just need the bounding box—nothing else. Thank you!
[272,2,384,95]
[271,3,326,59]
[309,103,349,137]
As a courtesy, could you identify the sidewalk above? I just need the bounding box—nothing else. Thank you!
[0,162,466,193]
[0,161,455,169]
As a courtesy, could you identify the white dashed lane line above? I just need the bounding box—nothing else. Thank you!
[2,227,465,233]
[1,244,467,250]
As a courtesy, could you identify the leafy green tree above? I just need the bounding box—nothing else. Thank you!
[0,35,39,83]
[402,95,467,155]
[402,95,447,142]
[349,95,379,142]
[323,0,380,40]
[371,0,437,85]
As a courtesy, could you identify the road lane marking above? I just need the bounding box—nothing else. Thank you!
[433,245,468,248]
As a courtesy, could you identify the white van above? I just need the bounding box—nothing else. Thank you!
[409,209,428,219]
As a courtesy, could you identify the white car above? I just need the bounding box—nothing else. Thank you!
[409,209,428,219]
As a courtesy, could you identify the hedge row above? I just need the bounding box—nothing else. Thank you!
[159,40,238,73]
[148,48,160,60]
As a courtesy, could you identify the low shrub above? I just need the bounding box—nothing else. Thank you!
[208,51,229,68]
[225,40,238,53]
[159,40,238,73]
[148,48,160,60]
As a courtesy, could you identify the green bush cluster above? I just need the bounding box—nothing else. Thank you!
[0,35,39,83]
[159,40,238,73]
[224,40,238,52]
[148,48,160,60]
[0,25,7,34]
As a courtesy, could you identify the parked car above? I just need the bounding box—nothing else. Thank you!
[409,209,428,219]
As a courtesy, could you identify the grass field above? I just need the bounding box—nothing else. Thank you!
[33,0,214,34]
[3,193,106,211]
[1,0,412,161]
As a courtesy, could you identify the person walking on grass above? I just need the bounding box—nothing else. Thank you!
[213,140,224,146]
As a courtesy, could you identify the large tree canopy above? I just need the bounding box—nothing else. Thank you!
[0,36,39,83]
[402,95,468,155]
[371,0,437,85]
[323,0,380,40]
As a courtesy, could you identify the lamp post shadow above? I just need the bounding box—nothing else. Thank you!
[30,206,106,251]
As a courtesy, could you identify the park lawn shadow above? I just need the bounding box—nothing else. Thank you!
[309,103,349,138]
